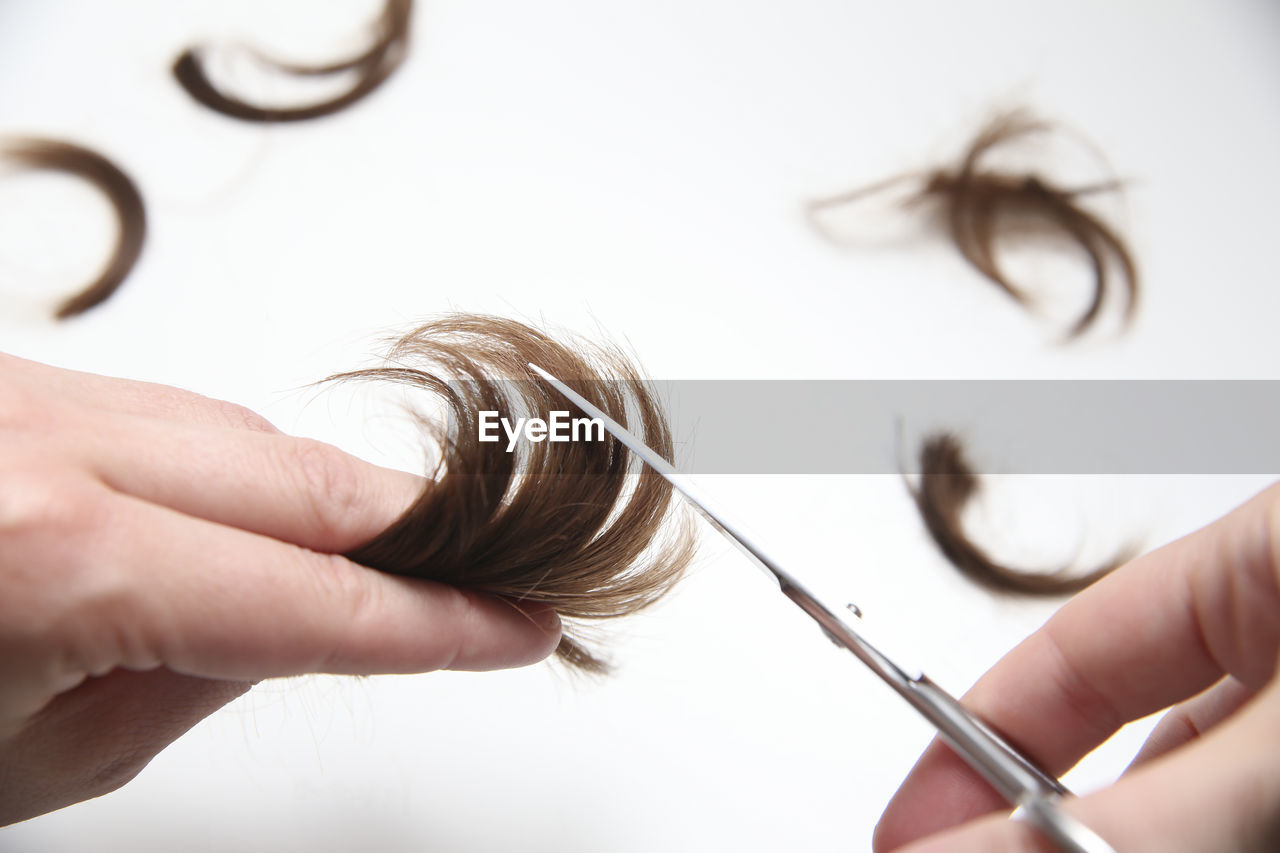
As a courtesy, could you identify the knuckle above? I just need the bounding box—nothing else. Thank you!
[311,551,372,608]
[290,439,365,544]
[0,470,104,543]
[147,385,277,433]
[0,375,48,433]
[1042,626,1124,741]
[181,391,277,433]
[206,399,278,434]
[0,471,116,642]
[306,552,380,668]
[434,585,479,671]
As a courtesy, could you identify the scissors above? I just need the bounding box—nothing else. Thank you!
[529,363,1117,853]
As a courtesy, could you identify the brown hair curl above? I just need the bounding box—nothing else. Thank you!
[332,315,697,674]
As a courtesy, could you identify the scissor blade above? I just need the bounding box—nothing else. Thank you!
[527,362,786,589]
[527,363,681,480]
[530,362,929,675]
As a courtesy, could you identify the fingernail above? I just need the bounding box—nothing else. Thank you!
[518,602,562,634]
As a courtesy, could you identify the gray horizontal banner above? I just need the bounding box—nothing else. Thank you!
[448,380,1280,475]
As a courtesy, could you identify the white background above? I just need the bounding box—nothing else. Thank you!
[1,1,1278,850]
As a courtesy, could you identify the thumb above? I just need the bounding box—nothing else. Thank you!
[892,680,1280,853]
[0,668,250,825]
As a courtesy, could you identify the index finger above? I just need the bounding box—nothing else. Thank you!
[874,482,1280,852]
[1,352,282,434]
[5,351,424,556]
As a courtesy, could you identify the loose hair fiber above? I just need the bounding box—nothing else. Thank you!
[173,0,413,123]
[909,433,1124,595]
[811,110,1138,339]
[0,138,147,320]
[331,315,698,675]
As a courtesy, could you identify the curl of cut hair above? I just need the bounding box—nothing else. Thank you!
[173,0,412,122]
[330,315,697,675]
[811,111,1137,339]
[0,138,146,319]
[909,433,1123,595]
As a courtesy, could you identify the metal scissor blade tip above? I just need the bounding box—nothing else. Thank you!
[528,363,682,477]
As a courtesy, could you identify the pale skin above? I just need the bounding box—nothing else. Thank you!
[4,356,1280,848]
[0,353,562,826]
[874,481,1280,851]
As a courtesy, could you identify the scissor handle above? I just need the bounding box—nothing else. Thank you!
[904,676,1067,802]
[905,678,1116,853]
[1022,798,1118,853]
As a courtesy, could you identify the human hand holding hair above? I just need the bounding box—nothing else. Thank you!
[0,352,562,825]
[873,482,1280,852]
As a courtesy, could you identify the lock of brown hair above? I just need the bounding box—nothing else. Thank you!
[330,315,698,675]
[812,111,1138,339]
[0,138,146,320]
[173,0,413,122]
[909,433,1124,595]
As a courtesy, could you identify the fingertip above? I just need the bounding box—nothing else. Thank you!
[518,601,564,636]
[874,741,1012,851]
[518,603,564,664]
[509,600,565,661]
[447,591,563,672]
